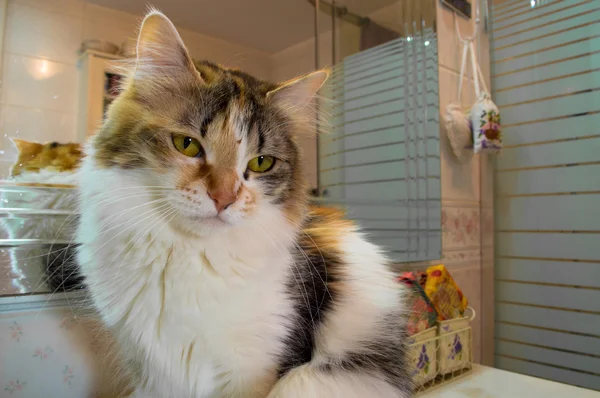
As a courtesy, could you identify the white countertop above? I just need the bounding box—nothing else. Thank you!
[420,365,598,397]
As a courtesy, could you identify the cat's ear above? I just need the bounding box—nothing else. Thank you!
[267,70,329,111]
[134,10,198,81]
[10,138,42,155]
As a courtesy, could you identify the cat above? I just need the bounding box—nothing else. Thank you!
[75,10,411,398]
[3,139,85,292]
[9,138,82,178]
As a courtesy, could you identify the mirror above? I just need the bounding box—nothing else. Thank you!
[0,0,440,296]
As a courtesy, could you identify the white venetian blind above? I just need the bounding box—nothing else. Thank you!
[491,0,600,391]
[318,29,441,263]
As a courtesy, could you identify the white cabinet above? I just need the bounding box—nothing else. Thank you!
[76,50,124,143]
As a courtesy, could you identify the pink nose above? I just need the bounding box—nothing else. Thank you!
[208,189,237,213]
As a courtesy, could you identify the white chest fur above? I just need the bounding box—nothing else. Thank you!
[76,170,295,398]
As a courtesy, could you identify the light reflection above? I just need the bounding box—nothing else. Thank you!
[26,58,58,81]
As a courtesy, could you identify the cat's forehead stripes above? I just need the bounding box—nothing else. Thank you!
[204,112,238,168]
[177,63,276,156]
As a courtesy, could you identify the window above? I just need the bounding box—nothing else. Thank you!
[318,30,441,263]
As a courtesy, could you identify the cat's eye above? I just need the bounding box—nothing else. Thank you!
[247,155,275,173]
[173,135,203,158]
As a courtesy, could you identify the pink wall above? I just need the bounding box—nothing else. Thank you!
[435,1,494,365]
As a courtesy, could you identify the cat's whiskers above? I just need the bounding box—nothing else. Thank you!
[39,203,174,321]
[36,200,172,313]
[46,186,173,242]
[91,199,171,239]
[50,200,174,294]
[44,188,172,255]
[17,192,171,294]
[110,204,178,290]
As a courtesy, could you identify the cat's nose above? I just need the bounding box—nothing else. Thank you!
[208,189,237,213]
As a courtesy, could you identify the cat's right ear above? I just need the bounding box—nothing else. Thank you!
[134,10,200,82]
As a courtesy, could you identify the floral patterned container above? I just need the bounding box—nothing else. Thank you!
[437,315,471,375]
[408,326,437,387]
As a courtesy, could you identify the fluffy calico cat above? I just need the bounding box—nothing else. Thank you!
[4,139,84,292]
[76,10,411,398]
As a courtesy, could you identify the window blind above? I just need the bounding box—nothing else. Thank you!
[491,0,600,391]
[318,29,441,263]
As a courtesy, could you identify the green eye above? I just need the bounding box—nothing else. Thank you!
[247,155,275,173]
[173,135,203,158]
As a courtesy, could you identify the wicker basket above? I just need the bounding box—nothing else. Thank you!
[408,326,438,386]
[409,307,475,394]
[438,315,472,375]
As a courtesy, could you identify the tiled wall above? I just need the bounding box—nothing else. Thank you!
[435,0,494,365]
[1,297,127,397]
[0,0,271,164]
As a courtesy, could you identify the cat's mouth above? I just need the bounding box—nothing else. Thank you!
[187,213,228,225]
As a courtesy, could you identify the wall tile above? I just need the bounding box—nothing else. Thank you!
[437,1,479,78]
[4,3,82,64]
[481,207,494,247]
[442,204,481,250]
[442,248,481,266]
[440,126,481,202]
[438,68,481,202]
[1,54,78,113]
[0,307,128,397]
[439,67,477,110]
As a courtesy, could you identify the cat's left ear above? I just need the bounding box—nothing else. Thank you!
[134,10,198,81]
[10,138,42,155]
[267,70,329,111]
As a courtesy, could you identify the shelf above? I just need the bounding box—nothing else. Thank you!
[77,49,122,62]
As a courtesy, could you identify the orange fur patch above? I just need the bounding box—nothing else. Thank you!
[295,205,356,293]
[301,206,355,253]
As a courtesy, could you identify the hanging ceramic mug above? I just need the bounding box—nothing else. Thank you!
[469,42,502,154]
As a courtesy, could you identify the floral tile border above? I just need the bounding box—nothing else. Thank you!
[442,206,481,250]
[442,248,481,266]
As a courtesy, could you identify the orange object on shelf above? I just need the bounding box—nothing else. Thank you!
[423,264,468,320]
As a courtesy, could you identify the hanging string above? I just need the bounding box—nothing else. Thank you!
[455,0,482,101]
[455,0,480,43]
